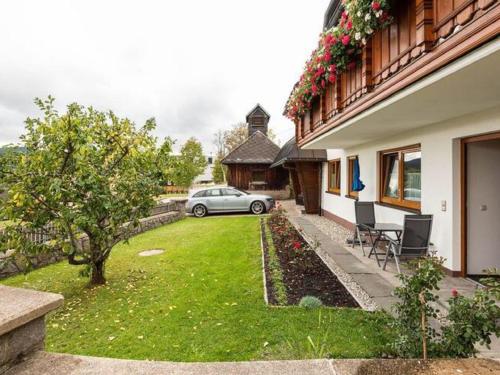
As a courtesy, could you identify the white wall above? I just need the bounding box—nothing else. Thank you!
[320,105,500,271]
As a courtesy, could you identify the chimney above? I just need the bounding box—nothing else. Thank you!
[246,104,270,137]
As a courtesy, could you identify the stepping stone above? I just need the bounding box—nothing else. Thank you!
[138,249,165,257]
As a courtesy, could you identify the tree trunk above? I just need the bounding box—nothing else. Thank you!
[90,260,106,286]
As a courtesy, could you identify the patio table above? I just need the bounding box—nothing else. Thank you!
[364,223,403,267]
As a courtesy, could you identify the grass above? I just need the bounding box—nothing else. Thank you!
[263,219,287,305]
[1,216,392,361]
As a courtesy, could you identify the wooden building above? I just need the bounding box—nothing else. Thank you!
[222,105,289,191]
[271,137,326,214]
[288,0,500,276]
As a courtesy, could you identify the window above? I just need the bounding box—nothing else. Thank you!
[379,145,421,210]
[327,159,341,194]
[193,190,206,198]
[222,188,241,196]
[347,156,359,199]
[206,189,222,197]
[252,170,265,182]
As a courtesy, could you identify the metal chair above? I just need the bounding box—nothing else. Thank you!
[382,215,433,273]
[352,201,376,256]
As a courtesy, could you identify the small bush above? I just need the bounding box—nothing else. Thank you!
[299,296,323,309]
[390,257,500,359]
[439,289,499,357]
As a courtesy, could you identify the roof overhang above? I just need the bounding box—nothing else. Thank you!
[303,38,500,150]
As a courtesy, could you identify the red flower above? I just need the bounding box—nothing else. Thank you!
[293,241,301,250]
[372,1,381,11]
[321,79,326,89]
[311,84,318,95]
[328,64,336,72]
[346,20,353,30]
[341,11,348,20]
[323,52,331,62]
[451,288,458,298]
[341,35,350,46]
[328,74,336,83]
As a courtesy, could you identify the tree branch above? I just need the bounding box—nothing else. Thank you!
[68,253,90,265]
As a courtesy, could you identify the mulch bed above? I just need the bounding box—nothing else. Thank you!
[264,212,359,308]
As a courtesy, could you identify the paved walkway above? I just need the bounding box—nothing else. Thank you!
[7,351,500,375]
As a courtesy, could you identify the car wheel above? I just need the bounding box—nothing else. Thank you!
[250,201,265,215]
[193,204,207,218]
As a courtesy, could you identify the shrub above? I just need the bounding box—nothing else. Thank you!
[299,296,323,309]
[390,257,500,359]
[439,288,500,357]
[390,257,444,359]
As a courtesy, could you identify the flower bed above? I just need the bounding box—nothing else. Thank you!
[264,208,359,308]
[285,0,393,121]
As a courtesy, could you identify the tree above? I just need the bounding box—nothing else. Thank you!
[212,156,225,183]
[223,122,248,154]
[0,97,172,286]
[170,138,207,188]
[212,129,225,159]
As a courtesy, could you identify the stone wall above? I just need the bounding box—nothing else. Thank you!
[0,286,63,374]
[0,199,187,279]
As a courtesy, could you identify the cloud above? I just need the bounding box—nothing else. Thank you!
[0,0,330,151]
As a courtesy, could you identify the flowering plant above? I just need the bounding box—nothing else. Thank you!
[285,0,392,121]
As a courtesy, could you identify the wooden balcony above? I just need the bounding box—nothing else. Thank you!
[297,0,499,145]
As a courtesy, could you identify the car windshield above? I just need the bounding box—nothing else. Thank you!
[236,189,249,195]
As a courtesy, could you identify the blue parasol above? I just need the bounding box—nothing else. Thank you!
[352,158,365,192]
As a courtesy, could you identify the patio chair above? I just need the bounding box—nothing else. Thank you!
[382,215,433,273]
[351,201,376,256]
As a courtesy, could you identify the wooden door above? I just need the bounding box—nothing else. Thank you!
[296,162,321,215]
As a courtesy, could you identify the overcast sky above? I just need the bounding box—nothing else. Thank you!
[0,0,329,153]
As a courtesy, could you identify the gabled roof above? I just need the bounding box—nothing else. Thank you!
[246,104,270,122]
[221,131,281,165]
[271,137,327,168]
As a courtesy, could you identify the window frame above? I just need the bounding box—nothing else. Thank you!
[347,155,359,199]
[251,169,266,182]
[378,144,421,211]
[327,159,341,195]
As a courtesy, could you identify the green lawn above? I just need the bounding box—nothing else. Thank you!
[1,216,391,361]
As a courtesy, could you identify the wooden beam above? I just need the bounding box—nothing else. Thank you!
[415,0,434,51]
[362,39,373,93]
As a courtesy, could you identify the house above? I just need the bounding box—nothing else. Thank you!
[222,104,289,193]
[271,137,326,214]
[286,0,500,277]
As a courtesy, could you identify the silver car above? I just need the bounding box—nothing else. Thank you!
[186,187,274,217]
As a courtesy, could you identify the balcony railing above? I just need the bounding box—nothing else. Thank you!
[296,0,499,144]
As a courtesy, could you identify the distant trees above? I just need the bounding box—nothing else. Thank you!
[212,157,225,184]
[0,97,172,286]
[169,138,207,188]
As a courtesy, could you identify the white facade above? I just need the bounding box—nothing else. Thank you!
[319,106,500,272]
[305,39,500,274]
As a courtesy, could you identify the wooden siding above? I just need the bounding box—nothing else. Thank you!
[226,164,289,191]
[297,0,499,147]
